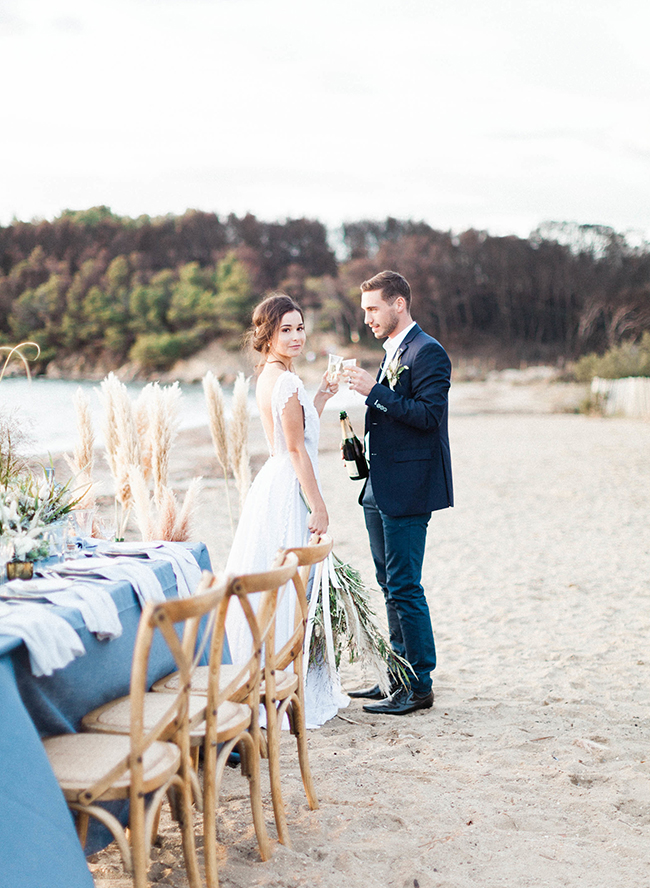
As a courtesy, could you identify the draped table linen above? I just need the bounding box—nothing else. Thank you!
[0,541,214,888]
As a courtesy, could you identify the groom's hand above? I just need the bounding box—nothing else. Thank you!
[346,366,375,397]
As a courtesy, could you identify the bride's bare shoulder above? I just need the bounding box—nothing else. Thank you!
[256,365,286,404]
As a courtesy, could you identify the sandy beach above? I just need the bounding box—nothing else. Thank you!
[82,379,650,888]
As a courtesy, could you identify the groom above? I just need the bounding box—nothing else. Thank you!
[346,270,453,715]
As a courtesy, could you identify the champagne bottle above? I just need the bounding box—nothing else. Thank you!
[340,410,369,480]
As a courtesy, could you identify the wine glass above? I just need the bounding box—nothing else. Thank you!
[327,354,344,384]
[70,508,95,539]
[43,523,67,563]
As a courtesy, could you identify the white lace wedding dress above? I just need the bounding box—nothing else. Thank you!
[225,370,349,728]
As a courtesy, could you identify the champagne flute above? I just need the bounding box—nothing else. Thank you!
[327,353,344,384]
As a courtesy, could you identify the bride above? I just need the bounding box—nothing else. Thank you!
[225,293,349,728]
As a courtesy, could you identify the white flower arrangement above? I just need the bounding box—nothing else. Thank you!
[385,353,409,390]
[0,470,84,563]
[0,493,48,561]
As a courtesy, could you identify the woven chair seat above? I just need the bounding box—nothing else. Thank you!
[189,699,251,744]
[44,733,180,802]
[155,663,298,702]
[262,668,299,701]
[153,663,253,701]
[81,692,207,737]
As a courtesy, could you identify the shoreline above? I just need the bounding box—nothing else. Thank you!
[12,370,590,462]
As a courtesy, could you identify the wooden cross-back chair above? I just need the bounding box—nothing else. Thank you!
[150,552,300,888]
[43,575,227,888]
[201,552,299,887]
[261,533,333,847]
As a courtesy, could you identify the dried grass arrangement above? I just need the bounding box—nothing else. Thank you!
[98,374,200,542]
[64,389,98,514]
[202,370,232,531]
[0,343,40,488]
[130,465,202,542]
[230,372,251,506]
[0,341,40,383]
[202,370,252,536]
[144,381,182,504]
[99,373,141,539]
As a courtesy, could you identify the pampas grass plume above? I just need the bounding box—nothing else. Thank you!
[64,387,97,511]
[230,372,251,506]
[135,384,154,481]
[157,486,178,542]
[172,476,203,541]
[202,372,229,475]
[203,370,234,535]
[129,465,154,541]
[99,373,121,480]
[150,382,181,504]
[73,388,94,477]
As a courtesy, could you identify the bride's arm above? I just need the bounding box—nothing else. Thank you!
[313,371,338,416]
[281,392,329,534]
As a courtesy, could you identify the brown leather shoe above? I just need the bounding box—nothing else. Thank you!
[362,686,434,715]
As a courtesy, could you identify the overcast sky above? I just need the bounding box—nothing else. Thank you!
[1,0,649,239]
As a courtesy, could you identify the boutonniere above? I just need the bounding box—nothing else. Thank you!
[385,353,409,390]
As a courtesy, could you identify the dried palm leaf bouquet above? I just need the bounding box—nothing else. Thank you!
[307,552,412,694]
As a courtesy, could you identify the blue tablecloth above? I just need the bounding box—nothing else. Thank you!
[0,542,216,888]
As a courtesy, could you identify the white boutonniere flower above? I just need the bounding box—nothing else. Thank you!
[385,353,408,390]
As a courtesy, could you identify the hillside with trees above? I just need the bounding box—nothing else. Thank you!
[1,207,649,376]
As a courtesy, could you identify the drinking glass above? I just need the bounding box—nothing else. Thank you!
[43,522,67,562]
[327,354,344,384]
[95,516,118,542]
[341,358,357,383]
[70,508,95,539]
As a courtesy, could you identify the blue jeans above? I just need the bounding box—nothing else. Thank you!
[363,479,436,696]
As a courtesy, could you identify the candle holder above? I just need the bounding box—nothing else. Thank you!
[6,560,34,581]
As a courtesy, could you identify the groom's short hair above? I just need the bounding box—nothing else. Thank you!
[361,270,411,309]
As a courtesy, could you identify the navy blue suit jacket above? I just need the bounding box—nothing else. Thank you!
[360,324,453,517]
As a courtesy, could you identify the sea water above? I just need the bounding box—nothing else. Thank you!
[1,377,364,457]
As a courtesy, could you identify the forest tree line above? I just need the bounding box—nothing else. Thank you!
[1,206,649,373]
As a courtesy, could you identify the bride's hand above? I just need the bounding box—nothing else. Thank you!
[308,503,328,535]
[319,371,339,396]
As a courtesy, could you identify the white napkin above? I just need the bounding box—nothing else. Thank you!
[42,583,123,640]
[143,542,203,598]
[56,557,166,606]
[3,578,74,596]
[0,601,86,677]
[96,541,203,598]
[2,575,122,641]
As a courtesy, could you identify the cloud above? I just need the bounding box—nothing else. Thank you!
[1,0,649,237]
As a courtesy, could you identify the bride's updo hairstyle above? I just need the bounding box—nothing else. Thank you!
[248,293,304,357]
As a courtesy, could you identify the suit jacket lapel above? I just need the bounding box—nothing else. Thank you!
[378,325,421,385]
[376,324,420,385]
[400,324,421,352]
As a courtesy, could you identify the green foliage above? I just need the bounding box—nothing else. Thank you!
[129,329,203,371]
[129,269,176,336]
[572,332,650,381]
[211,252,254,332]
[1,208,649,372]
[167,263,218,330]
[59,205,133,227]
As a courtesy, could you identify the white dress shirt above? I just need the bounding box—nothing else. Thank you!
[379,321,416,381]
